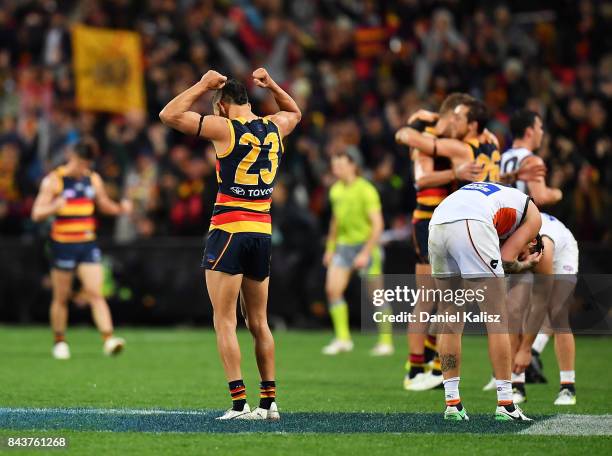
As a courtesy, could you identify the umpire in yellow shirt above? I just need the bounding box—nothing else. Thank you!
[322,146,392,356]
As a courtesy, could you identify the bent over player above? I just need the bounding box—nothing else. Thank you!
[160,68,301,420]
[31,141,131,359]
[428,182,542,421]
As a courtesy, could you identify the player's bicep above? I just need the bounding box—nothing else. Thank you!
[34,176,57,206]
[160,110,204,136]
[268,112,300,138]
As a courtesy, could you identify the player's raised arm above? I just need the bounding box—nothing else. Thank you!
[31,174,65,222]
[159,70,230,142]
[500,200,543,273]
[252,68,302,137]
[395,127,472,161]
[91,173,133,216]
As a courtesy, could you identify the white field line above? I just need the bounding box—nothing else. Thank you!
[0,408,211,416]
[519,414,612,435]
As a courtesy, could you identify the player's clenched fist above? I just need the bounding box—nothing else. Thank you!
[252,68,273,88]
[201,70,227,89]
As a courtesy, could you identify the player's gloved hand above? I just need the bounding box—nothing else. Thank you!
[353,251,370,270]
[252,68,273,88]
[407,109,439,125]
[201,70,227,90]
[454,161,484,182]
[513,347,532,374]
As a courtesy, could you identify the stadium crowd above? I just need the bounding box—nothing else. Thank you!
[0,0,611,247]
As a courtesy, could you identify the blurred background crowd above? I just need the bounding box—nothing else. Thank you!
[1,0,611,248]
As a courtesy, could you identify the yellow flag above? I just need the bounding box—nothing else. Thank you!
[72,25,145,113]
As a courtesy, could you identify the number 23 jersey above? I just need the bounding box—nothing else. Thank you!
[211,116,283,235]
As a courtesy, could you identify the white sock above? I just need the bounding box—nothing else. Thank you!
[443,377,460,405]
[560,370,575,384]
[496,379,512,403]
[532,334,550,354]
[511,372,526,383]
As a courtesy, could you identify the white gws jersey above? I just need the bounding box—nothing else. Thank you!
[430,182,530,240]
[540,213,579,274]
[500,147,533,194]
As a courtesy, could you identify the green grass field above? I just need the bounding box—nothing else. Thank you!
[0,327,610,455]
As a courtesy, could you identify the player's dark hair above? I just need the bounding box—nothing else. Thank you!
[73,140,97,160]
[465,99,489,134]
[439,92,473,114]
[217,78,249,105]
[510,109,540,139]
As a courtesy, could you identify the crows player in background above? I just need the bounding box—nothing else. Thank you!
[321,146,388,356]
[428,182,543,421]
[400,93,483,390]
[397,99,502,183]
[31,140,131,360]
[159,68,301,420]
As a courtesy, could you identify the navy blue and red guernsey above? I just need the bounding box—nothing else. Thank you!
[210,116,283,235]
[465,138,501,183]
[51,166,96,243]
[412,123,454,222]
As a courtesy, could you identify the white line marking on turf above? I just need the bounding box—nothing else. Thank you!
[0,408,211,416]
[519,414,612,435]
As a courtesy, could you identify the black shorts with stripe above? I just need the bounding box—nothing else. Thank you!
[202,230,271,281]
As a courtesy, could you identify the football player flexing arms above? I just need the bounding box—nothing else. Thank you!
[160,68,301,420]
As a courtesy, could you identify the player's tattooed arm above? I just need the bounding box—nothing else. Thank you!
[502,257,539,273]
[440,354,458,372]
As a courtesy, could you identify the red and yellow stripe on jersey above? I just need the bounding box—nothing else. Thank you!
[209,116,283,235]
[50,167,96,243]
[412,126,454,222]
[210,193,272,234]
